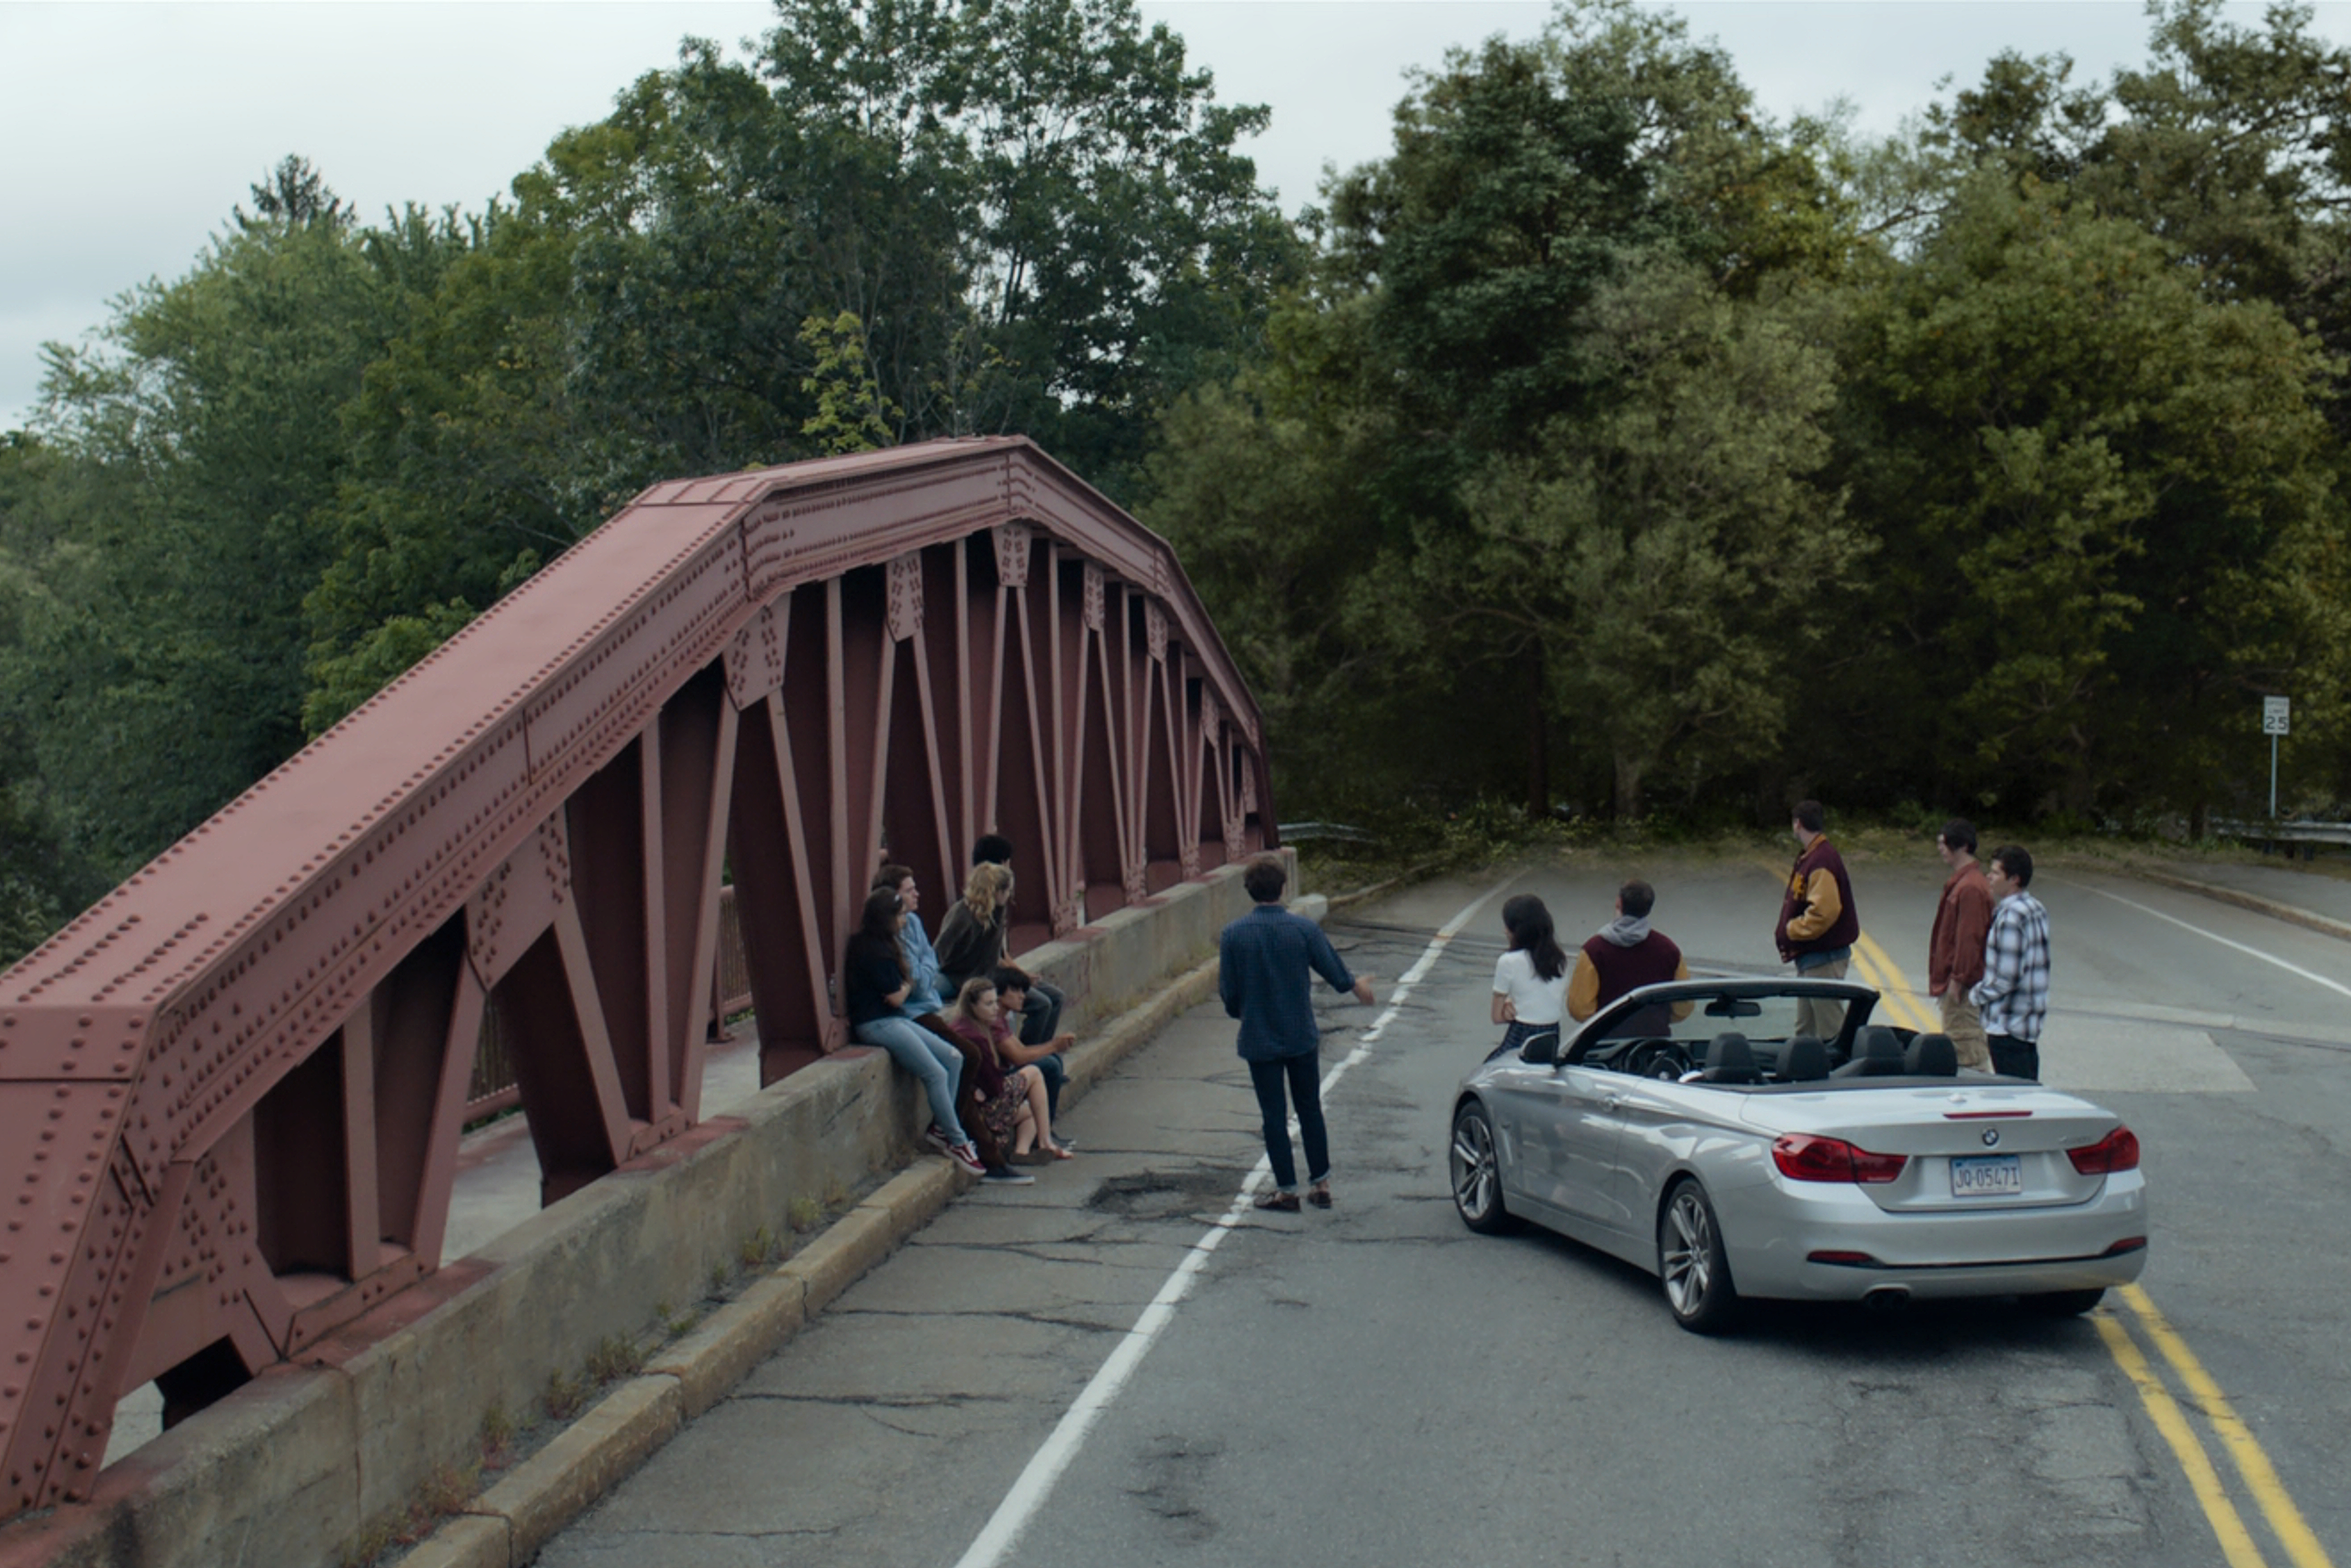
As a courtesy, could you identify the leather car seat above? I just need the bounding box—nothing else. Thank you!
[1832,1026,1905,1078]
[1780,1035,1829,1083]
[1701,1032,1762,1085]
[1904,1032,1959,1077]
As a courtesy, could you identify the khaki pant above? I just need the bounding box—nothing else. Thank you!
[1793,957,1847,1041]
[1937,989,1992,1071]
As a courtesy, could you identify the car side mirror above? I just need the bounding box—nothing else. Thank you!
[1519,1027,1562,1066]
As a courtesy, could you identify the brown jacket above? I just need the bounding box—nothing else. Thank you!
[1928,862,1994,996]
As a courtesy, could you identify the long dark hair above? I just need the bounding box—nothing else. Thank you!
[847,887,909,977]
[1502,893,1567,982]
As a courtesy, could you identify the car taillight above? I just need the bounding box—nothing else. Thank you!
[2068,1125,2141,1175]
[1773,1133,1908,1184]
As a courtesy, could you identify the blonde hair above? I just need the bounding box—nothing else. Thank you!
[961,861,1014,921]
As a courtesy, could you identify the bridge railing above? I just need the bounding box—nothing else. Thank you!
[0,436,1274,1521]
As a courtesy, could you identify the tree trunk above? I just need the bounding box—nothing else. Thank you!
[1526,640,1549,820]
[1614,753,1645,822]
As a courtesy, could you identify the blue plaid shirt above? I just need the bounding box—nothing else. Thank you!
[1218,903,1356,1061]
[1970,891,2050,1042]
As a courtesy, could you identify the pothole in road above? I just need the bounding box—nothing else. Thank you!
[1085,1168,1244,1219]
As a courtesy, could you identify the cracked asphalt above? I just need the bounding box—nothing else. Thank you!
[534,858,2351,1567]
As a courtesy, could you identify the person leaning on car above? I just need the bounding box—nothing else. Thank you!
[1777,800,1860,1041]
[1970,845,2051,1082]
[1926,818,1995,1071]
[1567,879,1693,1036]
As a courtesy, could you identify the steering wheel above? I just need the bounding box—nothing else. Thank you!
[1622,1041,1690,1081]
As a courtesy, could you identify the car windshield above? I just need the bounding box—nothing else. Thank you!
[1580,987,1863,1051]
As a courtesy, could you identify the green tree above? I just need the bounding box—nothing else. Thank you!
[1437,261,1862,818]
[1836,173,2340,819]
[24,167,392,866]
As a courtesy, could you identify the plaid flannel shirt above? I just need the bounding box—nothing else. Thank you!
[1969,891,2050,1042]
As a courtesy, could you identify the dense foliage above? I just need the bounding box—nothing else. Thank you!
[1145,0,2351,837]
[6,0,2351,963]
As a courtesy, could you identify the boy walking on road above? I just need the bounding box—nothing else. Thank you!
[1218,856,1373,1213]
[1928,819,1995,1070]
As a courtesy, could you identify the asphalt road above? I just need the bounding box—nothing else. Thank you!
[536,849,2351,1568]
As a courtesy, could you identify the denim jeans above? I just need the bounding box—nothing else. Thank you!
[1030,1049,1067,1119]
[1017,978,1065,1048]
[854,1015,968,1145]
[1248,1051,1329,1193]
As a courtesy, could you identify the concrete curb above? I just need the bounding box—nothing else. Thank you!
[470,1377,683,1564]
[2122,865,2351,944]
[395,936,1246,1568]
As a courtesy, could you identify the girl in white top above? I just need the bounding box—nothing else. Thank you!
[1491,894,1569,1055]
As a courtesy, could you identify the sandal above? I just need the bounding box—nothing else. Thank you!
[1253,1191,1301,1213]
[1045,1142,1076,1160]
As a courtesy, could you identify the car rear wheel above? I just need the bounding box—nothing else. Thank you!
[2021,1288,2106,1317]
[1658,1179,1739,1334]
[1449,1102,1514,1234]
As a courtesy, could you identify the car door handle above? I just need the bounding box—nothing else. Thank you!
[1601,1094,1622,1110]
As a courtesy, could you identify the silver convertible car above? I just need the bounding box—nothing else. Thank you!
[1449,978,2148,1332]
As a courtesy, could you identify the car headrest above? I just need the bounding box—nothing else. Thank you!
[1702,1032,1760,1084]
[1782,1035,1829,1082]
[1832,1025,1906,1078]
[1905,1032,1958,1077]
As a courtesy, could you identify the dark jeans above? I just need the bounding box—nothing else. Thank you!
[1248,1051,1329,1193]
[1018,978,1065,1048]
[1031,1048,1067,1119]
[1988,1032,2040,1082]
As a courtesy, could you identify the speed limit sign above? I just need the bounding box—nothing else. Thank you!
[2264,695,2291,736]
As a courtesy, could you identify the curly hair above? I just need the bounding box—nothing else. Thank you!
[961,861,1014,922]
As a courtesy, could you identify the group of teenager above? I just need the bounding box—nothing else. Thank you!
[842,835,1081,1184]
[1485,800,2054,1081]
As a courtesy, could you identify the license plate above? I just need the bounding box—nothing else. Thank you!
[1950,1155,2023,1198]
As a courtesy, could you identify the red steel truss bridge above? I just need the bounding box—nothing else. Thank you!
[0,438,1274,1519]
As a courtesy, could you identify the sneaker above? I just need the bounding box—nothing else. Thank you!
[922,1125,950,1153]
[945,1142,987,1176]
[1253,1191,1301,1213]
[981,1165,1037,1185]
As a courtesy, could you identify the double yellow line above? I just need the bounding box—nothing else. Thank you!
[2097,1288,2331,1568]
[1848,929,1936,1033]
[1841,914,2331,1567]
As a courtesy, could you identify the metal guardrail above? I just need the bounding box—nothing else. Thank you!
[1279,820,1375,844]
[2211,818,2351,846]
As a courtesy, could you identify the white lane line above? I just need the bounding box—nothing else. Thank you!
[2069,880,2351,1003]
[951,872,1519,1568]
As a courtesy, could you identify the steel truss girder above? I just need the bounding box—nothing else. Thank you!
[0,438,1273,1519]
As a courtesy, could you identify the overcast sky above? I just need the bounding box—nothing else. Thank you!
[6,0,2349,431]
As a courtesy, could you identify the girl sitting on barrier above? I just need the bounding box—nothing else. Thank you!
[946,975,1072,1165]
[935,861,1016,995]
[845,888,986,1176]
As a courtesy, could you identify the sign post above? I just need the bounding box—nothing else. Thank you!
[2263,696,2291,818]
